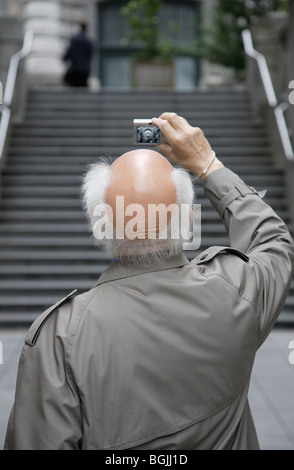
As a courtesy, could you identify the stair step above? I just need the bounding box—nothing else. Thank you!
[0,312,60,324]
[0,249,111,260]
[10,136,270,147]
[5,156,274,166]
[0,236,95,246]
[0,230,228,246]
[27,93,249,100]
[2,164,282,176]
[0,239,231,260]
[0,209,287,222]
[28,89,249,101]
[1,173,283,187]
[0,264,109,275]
[0,242,230,255]
[13,127,268,138]
[7,147,274,158]
[15,118,264,130]
[24,111,258,122]
[0,195,287,209]
[0,199,85,209]
[1,184,287,200]
[27,101,252,112]
[0,280,95,291]
[0,296,73,307]
[0,209,288,222]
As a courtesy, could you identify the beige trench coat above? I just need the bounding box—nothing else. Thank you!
[4,168,294,450]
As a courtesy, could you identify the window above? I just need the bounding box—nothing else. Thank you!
[97,0,200,89]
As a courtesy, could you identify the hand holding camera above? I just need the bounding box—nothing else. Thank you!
[151,113,224,180]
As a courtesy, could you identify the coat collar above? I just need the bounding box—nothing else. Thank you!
[93,252,190,287]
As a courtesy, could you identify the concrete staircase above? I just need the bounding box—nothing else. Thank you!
[0,88,293,325]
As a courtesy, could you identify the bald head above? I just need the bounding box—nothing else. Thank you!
[105,149,176,206]
[104,150,177,239]
[82,149,194,262]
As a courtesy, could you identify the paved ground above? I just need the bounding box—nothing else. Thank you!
[0,326,294,450]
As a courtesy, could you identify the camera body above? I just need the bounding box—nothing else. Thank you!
[133,119,166,146]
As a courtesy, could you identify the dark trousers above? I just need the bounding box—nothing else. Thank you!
[64,69,89,87]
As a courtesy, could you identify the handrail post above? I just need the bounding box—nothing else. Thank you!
[0,29,34,170]
[3,29,34,108]
[242,28,294,163]
[242,27,294,232]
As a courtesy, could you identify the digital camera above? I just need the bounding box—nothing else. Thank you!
[133,119,166,146]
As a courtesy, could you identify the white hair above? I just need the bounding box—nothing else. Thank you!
[81,159,194,265]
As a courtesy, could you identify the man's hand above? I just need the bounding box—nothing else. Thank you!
[152,113,224,181]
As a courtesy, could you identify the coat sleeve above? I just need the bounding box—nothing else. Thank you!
[3,296,83,450]
[203,168,294,345]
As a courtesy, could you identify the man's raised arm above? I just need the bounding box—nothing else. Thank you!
[153,113,294,343]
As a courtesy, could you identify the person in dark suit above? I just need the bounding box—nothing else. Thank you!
[63,22,93,87]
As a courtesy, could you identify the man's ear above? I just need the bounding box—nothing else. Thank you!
[189,208,193,223]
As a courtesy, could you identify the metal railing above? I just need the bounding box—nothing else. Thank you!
[0,29,34,163]
[242,28,294,162]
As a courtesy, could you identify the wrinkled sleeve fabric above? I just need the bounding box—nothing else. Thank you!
[204,168,294,345]
[3,301,83,450]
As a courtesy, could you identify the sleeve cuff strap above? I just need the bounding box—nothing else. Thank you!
[217,185,267,218]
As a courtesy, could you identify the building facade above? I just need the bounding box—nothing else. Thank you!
[1,0,228,89]
[1,0,292,92]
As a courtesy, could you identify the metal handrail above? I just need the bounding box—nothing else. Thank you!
[0,29,34,162]
[242,28,294,162]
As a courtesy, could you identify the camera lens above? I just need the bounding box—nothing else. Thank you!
[137,126,160,144]
[142,127,154,143]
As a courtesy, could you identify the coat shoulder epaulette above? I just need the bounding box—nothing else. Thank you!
[193,246,249,265]
[25,289,77,346]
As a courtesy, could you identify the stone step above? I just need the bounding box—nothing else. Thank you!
[26,100,252,111]
[0,295,73,307]
[10,136,270,147]
[28,89,249,102]
[1,173,283,186]
[0,264,109,276]
[14,118,264,129]
[7,145,273,157]
[1,182,286,199]
[0,195,287,210]
[0,228,228,247]
[0,209,288,223]
[13,126,268,138]
[25,110,256,120]
[0,279,96,291]
[0,249,111,260]
[2,163,281,176]
[5,155,273,165]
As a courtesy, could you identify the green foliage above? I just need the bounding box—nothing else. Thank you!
[121,0,197,60]
[121,0,162,59]
[196,0,288,72]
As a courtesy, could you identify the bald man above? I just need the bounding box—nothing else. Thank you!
[4,113,294,450]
